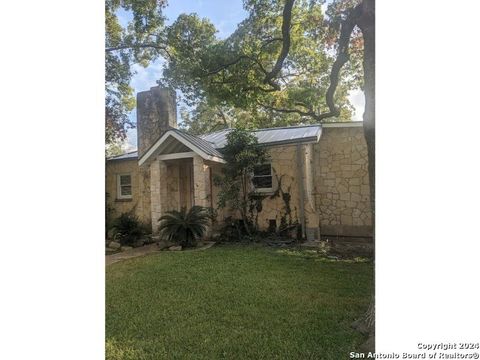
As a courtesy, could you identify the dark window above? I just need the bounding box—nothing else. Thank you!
[252,164,273,190]
[268,219,277,232]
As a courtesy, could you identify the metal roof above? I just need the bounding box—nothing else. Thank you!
[171,129,223,158]
[199,125,322,149]
[108,124,323,162]
[107,151,138,161]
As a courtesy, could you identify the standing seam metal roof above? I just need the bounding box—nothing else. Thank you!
[171,129,224,158]
[198,125,322,149]
[107,124,323,161]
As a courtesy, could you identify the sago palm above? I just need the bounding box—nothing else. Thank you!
[158,206,210,248]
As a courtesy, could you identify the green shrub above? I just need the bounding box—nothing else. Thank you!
[112,212,148,246]
[158,206,210,248]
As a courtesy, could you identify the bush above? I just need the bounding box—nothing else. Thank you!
[158,206,210,248]
[112,212,149,246]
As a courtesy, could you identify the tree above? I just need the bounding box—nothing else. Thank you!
[105,0,169,146]
[213,128,269,236]
[162,2,359,131]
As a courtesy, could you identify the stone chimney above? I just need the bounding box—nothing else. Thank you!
[136,86,177,158]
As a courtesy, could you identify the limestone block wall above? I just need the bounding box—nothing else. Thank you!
[193,156,211,208]
[314,126,372,236]
[149,160,169,233]
[105,159,151,225]
[253,145,302,231]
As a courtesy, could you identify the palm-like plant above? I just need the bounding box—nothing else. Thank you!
[158,206,210,248]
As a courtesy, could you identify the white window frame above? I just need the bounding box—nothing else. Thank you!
[252,163,274,193]
[116,173,133,200]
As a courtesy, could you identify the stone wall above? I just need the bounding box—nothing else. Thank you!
[314,126,372,236]
[208,126,372,238]
[105,159,151,225]
[136,86,177,159]
[107,124,372,238]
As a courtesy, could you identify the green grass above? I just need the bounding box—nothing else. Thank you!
[106,244,373,360]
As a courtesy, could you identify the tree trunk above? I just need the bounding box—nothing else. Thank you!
[353,0,376,351]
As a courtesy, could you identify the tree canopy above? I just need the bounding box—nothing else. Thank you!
[162,0,364,134]
[105,0,365,142]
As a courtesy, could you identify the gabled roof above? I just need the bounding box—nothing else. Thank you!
[138,128,225,166]
[107,122,362,164]
[172,129,223,158]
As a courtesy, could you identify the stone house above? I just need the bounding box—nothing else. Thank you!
[106,86,372,240]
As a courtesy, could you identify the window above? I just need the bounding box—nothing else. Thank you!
[117,174,132,199]
[252,164,273,191]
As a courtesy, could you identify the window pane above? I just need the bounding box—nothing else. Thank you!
[121,185,132,196]
[254,164,271,176]
[120,175,131,185]
[253,176,272,189]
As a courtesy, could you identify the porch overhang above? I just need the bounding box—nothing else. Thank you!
[138,129,226,166]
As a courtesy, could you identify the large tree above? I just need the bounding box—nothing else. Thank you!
[162,1,360,133]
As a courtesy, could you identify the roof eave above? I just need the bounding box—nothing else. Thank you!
[138,130,225,166]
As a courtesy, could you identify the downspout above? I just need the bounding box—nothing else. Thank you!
[296,144,306,239]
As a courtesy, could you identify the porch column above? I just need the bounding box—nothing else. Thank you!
[192,155,211,208]
[150,158,168,233]
[192,155,212,237]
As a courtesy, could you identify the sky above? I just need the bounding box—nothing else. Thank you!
[118,0,365,151]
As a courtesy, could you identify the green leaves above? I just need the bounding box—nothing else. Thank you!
[158,206,210,247]
[162,0,361,132]
[215,129,269,234]
[105,0,168,145]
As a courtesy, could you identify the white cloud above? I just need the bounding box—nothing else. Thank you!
[125,128,137,151]
[130,59,165,93]
[348,89,365,121]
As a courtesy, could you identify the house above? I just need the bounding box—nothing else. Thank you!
[106,86,372,240]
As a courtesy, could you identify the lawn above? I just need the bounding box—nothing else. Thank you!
[106,244,373,360]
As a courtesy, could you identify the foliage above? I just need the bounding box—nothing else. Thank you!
[105,0,168,145]
[111,212,149,246]
[104,0,366,141]
[106,245,374,359]
[213,128,269,235]
[105,141,125,158]
[105,192,116,239]
[162,0,362,133]
[158,206,210,248]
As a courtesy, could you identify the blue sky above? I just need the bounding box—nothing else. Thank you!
[119,0,364,150]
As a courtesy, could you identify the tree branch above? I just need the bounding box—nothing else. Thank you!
[260,2,363,122]
[263,0,295,86]
[204,0,294,92]
[207,55,268,76]
[324,4,362,116]
[105,43,171,59]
